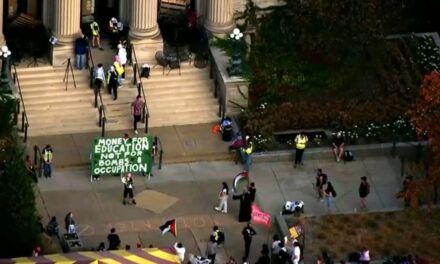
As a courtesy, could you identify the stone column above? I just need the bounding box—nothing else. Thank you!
[42,0,54,30]
[0,0,5,45]
[53,0,81,45]
[119,0,132,25]
[129,0,159,40]
[205,0,235,35]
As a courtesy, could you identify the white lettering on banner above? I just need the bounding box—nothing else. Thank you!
[91,136,152,175]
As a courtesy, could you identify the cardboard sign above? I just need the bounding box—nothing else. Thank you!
[251,203,271,227]
[91,136,153,175]
[289,224,304,239]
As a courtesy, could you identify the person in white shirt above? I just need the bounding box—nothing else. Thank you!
[174,242,186,262]
[359,248,370,264]
[117,44,127,79]
[271,234,281,255]
[291,241,301,264]
[215,182,229,213]
[94,63,105,90]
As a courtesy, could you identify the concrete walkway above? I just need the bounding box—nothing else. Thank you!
[36,155,405,263]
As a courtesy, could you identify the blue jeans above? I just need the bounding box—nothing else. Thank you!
[325,196,333,211]
[76,54,86,70]
[244,154,252,171]
[43,163,52,178]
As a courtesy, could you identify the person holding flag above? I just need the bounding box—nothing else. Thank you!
[121,173,136,205]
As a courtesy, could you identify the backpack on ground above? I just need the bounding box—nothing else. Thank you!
[344,150,354,162]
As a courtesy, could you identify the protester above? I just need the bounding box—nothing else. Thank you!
[294,132,308,168]
[316,169,328,201]
[113,55,125,83]
[94,63,105,90]
[256,244,270,264]
[46,216,59,237]
[25,154,37,183]
[271,234,282,255]
[211,225,225,247]
[332,132,345,162]
[131,95,145,134]
[107,66,119,100]
[174,242,186,262]
[74,33,88,70]
[90,19,103,50]
[108,17,119,49]
[117,44,127,79]
[359,248,370,264]
[64,212,75,233]
[233,187,253,222]
[291,241,301,264]
[215,182,229,213]
[206,235,217,263]
[241,223,256,261]
[359,176,370,210]
[107,228,121,250]
[122,173,136,205]
[42,144,53,178]
[249,182,256,202]
[242,136,253,171]
[324,182,336,212]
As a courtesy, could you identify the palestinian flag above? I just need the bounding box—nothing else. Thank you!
[159,219,177,237]
[232,171,249,193]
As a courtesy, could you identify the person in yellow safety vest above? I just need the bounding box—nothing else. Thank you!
[90,20,103,50]
[294,132,308,168]
[42,144,54,178]
[113,56,125,84]
[242,136,253,171]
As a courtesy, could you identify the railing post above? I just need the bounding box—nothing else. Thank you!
[214,78,218,98]
[94,87,98,108]
[24,123,28,143]
[13,103,19,124]
[89,66,94,88]
[158,149,163,170]
[101,117,106,137]
[133,63,138,85]
[21,111,25,132]
[145,113,149,134]
[98,106,102,127]
[137,83,141,97]
[33,145,38,167]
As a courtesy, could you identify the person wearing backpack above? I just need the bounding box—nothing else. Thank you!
[359,176,370,210]
[324,182,336,212]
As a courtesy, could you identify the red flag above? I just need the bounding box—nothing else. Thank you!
[251,204,271,227]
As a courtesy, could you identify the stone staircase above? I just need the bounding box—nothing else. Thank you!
[16,61,219,137]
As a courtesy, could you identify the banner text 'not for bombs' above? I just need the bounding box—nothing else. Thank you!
[91,136,153,175]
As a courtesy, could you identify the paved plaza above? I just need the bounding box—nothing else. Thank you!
[36,156,405,263]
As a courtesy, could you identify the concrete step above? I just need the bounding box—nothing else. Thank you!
[21,89,94,98]
[19,77,89,87]
[24,99,94,109]
[15,69,89,80]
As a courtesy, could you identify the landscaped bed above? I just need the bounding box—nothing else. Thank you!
[287,209,440,263]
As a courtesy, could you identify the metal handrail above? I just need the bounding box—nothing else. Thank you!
[11,64,30,142]
[208,48,226,119]
[87,48,95,88]
[131,44,150,133]
[97,89,106,137]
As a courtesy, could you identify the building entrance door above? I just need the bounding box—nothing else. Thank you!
[94,0,119,33]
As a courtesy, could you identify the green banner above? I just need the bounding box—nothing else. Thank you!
[91,136,153,175]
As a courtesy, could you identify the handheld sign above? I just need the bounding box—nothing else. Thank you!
[91,136,153,175]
